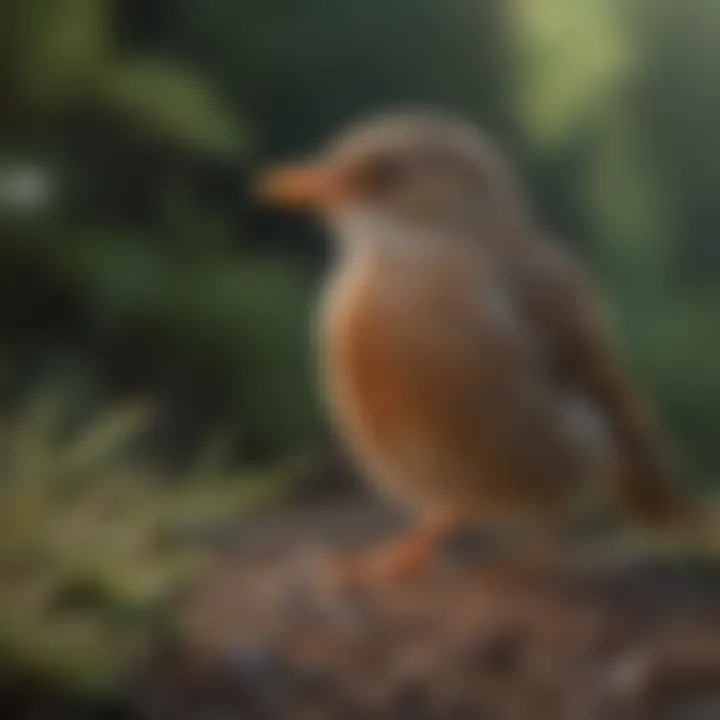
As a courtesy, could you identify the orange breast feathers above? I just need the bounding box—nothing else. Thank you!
[321,254,511,455]
[317,250,590,516]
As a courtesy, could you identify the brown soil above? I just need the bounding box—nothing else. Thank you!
[150,499,720,720]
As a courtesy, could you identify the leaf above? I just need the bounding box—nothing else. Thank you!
[95,58,245,157]
[59,401,150,478]
[0,394,282,690]
[6,0,110,109]
[513,0,634,146]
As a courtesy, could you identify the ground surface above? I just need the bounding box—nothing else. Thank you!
[8,498,720,719]
[165,499,720,720]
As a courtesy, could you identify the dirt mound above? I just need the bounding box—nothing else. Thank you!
[154,501,720,720]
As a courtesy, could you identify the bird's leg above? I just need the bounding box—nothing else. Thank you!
[325,510,459,588]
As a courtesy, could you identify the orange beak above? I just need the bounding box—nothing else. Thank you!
[253,162,342,210]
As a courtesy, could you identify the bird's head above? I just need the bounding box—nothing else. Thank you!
[255,111,529,249]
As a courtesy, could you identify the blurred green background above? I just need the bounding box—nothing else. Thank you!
[0,0,719,699]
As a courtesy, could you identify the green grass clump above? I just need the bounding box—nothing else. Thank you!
[0,395,293,692]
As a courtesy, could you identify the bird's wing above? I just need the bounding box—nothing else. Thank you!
[507,240,694,527]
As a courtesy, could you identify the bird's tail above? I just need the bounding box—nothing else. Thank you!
[617,467,720,558]
[615,464,699,531]
[604,389,720,554]
[682,498,720,557]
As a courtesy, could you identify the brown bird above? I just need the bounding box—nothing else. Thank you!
[256,112,700,584]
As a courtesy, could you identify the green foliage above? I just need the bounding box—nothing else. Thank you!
[609,290,720,484]
[512,0,633,146]
[0,395,291,691]
[0,0,319,459]
[0,0,110,111]
[97,58,245,156]
[67,234,318,451]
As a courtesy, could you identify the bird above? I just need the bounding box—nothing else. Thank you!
[255,111,701,585]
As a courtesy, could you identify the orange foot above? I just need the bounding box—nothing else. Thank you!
[322,512,459,590]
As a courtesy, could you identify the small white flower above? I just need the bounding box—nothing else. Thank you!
[0,164,53,212]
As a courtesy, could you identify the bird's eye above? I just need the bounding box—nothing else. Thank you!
[358,154,407,193]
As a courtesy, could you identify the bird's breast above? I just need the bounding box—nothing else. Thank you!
[318,250,539,497]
